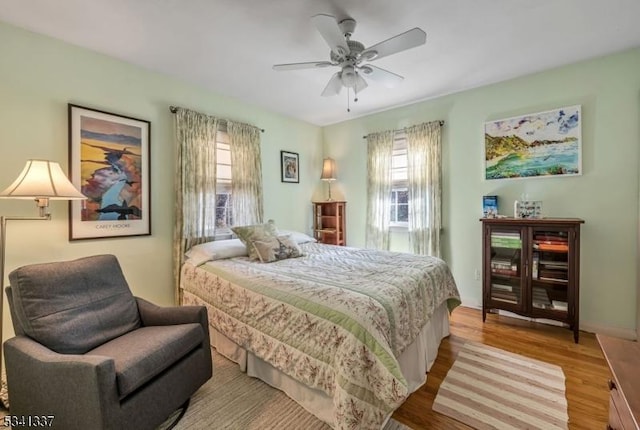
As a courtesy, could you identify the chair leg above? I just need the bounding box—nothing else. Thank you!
[158,398,190,430]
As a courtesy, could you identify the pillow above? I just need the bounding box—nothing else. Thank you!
[276,229,317,244]
[250,235,303,263]
[231,220,278,260]
[8,255,141,354]
[185,239,248,265]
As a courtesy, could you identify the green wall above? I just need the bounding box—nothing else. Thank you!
[1,20,638,340]
[323,48,640,339]
[0,22,322,340]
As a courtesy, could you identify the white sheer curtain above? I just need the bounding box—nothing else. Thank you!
[227,121,264,226]
[365,131,394,250]
[173,108,218,303]
[406,121,442,257]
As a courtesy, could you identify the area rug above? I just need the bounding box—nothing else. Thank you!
[432,343,568,430]
[162,351,412,430]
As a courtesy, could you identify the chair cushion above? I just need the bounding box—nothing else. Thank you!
[88,324,204,399]
[8,254,141,354]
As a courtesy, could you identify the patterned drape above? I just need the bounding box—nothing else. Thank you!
[173,108,218,303]
[365,131,394,250]
[406,121,442,256]
[227,121,263,226]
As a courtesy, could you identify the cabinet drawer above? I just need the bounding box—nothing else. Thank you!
[611,384,638,430]
[610,394,624,429]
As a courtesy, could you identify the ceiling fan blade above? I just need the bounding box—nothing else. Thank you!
[354,73,368,93]
[273,61,333,71]
[361,28,426,61]
[359,65,404,88]
[312,14,350,57]
[321,72,343,97]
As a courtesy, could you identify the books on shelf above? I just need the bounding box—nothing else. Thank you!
[491,232,521,249]
[492,283,513,292]
[491,284,520,304]
[534,243,569,252]
[490,251,519,276]
[551,300,568,311]
[533,231,569,251]
[532,252,539,279]
[531,286,551,309]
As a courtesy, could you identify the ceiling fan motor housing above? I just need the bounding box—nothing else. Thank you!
[330,40,365,63]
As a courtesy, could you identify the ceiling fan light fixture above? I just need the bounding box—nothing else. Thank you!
[361,50,378,61]
[341,65,357,88]
[359,65,373,75]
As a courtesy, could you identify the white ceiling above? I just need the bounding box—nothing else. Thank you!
[2,0,640,126]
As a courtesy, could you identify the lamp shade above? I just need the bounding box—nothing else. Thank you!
[0,159,85,200]
[320,158,336,181]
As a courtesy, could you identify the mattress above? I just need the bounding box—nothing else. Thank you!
[181,242,460,429]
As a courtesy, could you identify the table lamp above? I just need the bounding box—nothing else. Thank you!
[320,158,336,201]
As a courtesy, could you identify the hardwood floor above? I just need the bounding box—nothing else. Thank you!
[392,306,611,430]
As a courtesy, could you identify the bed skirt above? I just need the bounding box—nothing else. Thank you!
[184,289,451,428]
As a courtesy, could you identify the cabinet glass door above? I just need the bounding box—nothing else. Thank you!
[488,227,524,310]
[530,227,570,315]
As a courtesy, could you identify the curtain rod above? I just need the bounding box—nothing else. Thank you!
[169,105,265,133]
[362,120,445,139]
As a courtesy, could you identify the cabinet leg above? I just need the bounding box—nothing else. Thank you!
[574,327,579,343]
[482,307,486,322]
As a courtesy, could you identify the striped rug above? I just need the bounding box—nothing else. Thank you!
[163,351,411,430]
[432,342,568,430]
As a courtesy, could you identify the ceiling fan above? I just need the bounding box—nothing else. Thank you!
[273,14,426,107]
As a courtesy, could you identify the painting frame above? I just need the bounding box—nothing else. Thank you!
[68,104,151,240]
[484,105,582,180]
[280,150,299,183]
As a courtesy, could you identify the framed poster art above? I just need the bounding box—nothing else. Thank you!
[280,150,299,183]
[484,105,581,180]
[68,104,151,240]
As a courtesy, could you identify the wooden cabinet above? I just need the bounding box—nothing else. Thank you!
[313,201,346,246]
[597,334,640,430]
[480,217,584,342]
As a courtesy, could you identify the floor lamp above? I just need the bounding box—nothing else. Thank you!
[0,159,86,408]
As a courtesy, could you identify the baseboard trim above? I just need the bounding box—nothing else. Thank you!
[458,299,638,341]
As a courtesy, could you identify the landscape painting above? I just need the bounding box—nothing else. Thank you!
[484,105,581,180]
[68,104,150,240]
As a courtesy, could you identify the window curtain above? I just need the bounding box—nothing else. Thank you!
[173,108,218,303]
[365,131,394,250]
[406,121,442,257]
[227,121,264,226]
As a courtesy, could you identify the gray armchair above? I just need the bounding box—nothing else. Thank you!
[3,254,212,430]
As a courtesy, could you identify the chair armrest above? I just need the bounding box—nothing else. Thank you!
[136,297,209,328]
[4,336,120,429]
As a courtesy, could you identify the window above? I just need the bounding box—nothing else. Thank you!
[390,133,408,227]
[214,129,233,237]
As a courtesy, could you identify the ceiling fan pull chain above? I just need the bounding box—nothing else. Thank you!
[347,87,351,112]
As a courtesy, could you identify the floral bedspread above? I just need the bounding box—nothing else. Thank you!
[180,243,460,429]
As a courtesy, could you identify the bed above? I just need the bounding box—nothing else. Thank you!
[180,233,460,429]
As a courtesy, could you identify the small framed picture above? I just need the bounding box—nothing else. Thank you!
[68,104,151,240]
[515,200,543,219]
[280,151,299,183]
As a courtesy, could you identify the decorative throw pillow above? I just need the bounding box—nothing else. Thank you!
[276,229,317,244]
[231,220,278,260]
[250,235,302,263]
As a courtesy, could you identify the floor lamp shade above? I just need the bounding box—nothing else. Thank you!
[0,159,86,200]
